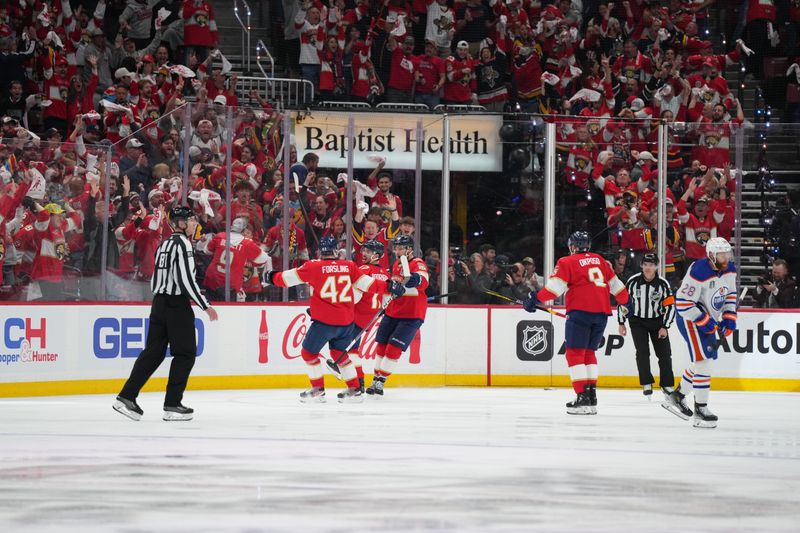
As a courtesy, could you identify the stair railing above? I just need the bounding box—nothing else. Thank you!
[256,39,274,79]
[233,0,252,72]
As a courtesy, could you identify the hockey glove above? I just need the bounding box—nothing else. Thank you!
[404,272,422,288]
[696,316,718,335]
[720,313,737,336]
[264,270,278,286]
[619,302,634,317]
[389,280,406,298]
[522,291,540,313]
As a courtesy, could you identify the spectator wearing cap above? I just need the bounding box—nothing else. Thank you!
[182,0,219,64]
[24,197,79,300]
[454,0,495,58]
[412,40,446,108]
[217,180,264,239]
[191,118,222,154]
[83,26,124,92]
[42,55,71,136]
[0,81,25,124]
[385,34,416,103]
[425,0,456,58]
[521,257,544,291]
[120,138,152,195]
[443,41,476,105]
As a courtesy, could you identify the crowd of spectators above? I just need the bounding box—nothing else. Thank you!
[2,0,798,308]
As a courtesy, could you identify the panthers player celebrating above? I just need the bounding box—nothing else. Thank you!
[663,237,737,428]
[366,235,428,398]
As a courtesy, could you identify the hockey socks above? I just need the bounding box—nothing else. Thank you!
[330,350,361,390]
[565,348,587,394]
[301,348,325,389]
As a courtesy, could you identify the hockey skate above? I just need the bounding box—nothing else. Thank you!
[358,376,365,394]
[586,384,598,415]
[661,389,693,420]
[365,377,385,398]
[566,392,592,415]
[337,388,364,404]
[113,396,143,421]
[693,403,718,428]
[325,359,343,380]
[643,384,653,400]
[163,404,194,421]
[299,387,326,403]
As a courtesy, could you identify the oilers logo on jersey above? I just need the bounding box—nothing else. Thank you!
[711,287,727,312]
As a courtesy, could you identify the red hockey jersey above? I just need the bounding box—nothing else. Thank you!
[537,252,629,314]
[354,263,391,328]
[386,256,429,320]
[274,259,381,326]
[203,232,268,292]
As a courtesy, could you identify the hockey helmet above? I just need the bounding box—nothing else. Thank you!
[392,234,414,250]
[168,205,194,223]
[641,252,659,266]
[705,237,732,268]
[567,231,591,253]
[318,235,338,256]
[362,239,385,256]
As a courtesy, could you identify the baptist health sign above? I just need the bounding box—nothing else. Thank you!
[293,112,503,172]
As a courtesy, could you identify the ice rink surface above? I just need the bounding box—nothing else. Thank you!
[1,387,799,533]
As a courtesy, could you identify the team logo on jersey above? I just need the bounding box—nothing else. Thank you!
[516,320,554,361]
[711,287,726,311]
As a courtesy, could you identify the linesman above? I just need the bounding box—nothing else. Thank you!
[114,206,218,421]
[618,253,676,398]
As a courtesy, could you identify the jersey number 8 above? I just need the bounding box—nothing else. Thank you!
[588,266,606,287]
[319,275,353,304]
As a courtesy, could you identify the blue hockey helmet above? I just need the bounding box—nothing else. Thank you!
[567,231,591,253]
[318,235,338,256]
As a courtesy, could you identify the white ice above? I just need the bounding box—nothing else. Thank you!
[0,388,799,533]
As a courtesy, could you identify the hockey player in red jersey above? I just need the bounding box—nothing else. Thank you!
[327,239,391,392]
[266,236,395,403]
[366,234,429,398]
[523,231,630,415]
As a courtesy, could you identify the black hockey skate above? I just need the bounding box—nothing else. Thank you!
[299,387,326,403]
[566,392,592,415]
[693,402,718,428]
[337,388,364,404]
[365,377,385,398]
[113,396,143,421]
[358,376,365,394]
[643,384,653,399]
[661,389,693,420]
[163,403,194,421]
[586,384,598,415]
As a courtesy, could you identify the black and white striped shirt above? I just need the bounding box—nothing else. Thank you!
[151,233,210,310]
[618,272,675,327]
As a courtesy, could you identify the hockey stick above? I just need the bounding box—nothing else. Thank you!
[483,289,567,318]
[427,291,458,301]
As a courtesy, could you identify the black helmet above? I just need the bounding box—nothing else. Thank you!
[362,239,385,256]
[318,235,338,256]
[392,234,414,249]
[641,252,659,265]
[567,231,591,253]
[168,205,194,223]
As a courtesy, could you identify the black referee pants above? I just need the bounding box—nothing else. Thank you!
[119,295,198,406]
[629,317,674,388]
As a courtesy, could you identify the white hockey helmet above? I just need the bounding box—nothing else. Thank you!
[706,237,732,267]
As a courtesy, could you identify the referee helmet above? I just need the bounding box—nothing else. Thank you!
[168,206,194,223]
[641,253,659,265]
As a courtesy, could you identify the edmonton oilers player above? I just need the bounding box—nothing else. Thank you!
[522,231,630,415]
[266,236,394,403]
[663,237,737,428]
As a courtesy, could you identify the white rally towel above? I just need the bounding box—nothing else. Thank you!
[27,168,47,200]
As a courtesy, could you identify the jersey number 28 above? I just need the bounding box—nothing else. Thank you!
[319,275,353,304]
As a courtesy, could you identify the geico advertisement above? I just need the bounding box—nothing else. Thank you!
[494,309,800,379]
[293,111,503,172]
[0,305,447,383]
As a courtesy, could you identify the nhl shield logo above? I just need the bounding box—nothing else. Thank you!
[516,321,554,361]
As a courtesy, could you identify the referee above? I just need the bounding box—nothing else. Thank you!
[114,206,218,421]
[618,253,676,398]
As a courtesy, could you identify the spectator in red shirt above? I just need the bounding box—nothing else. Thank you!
[386,34,416,103]
[412,40,446,108]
